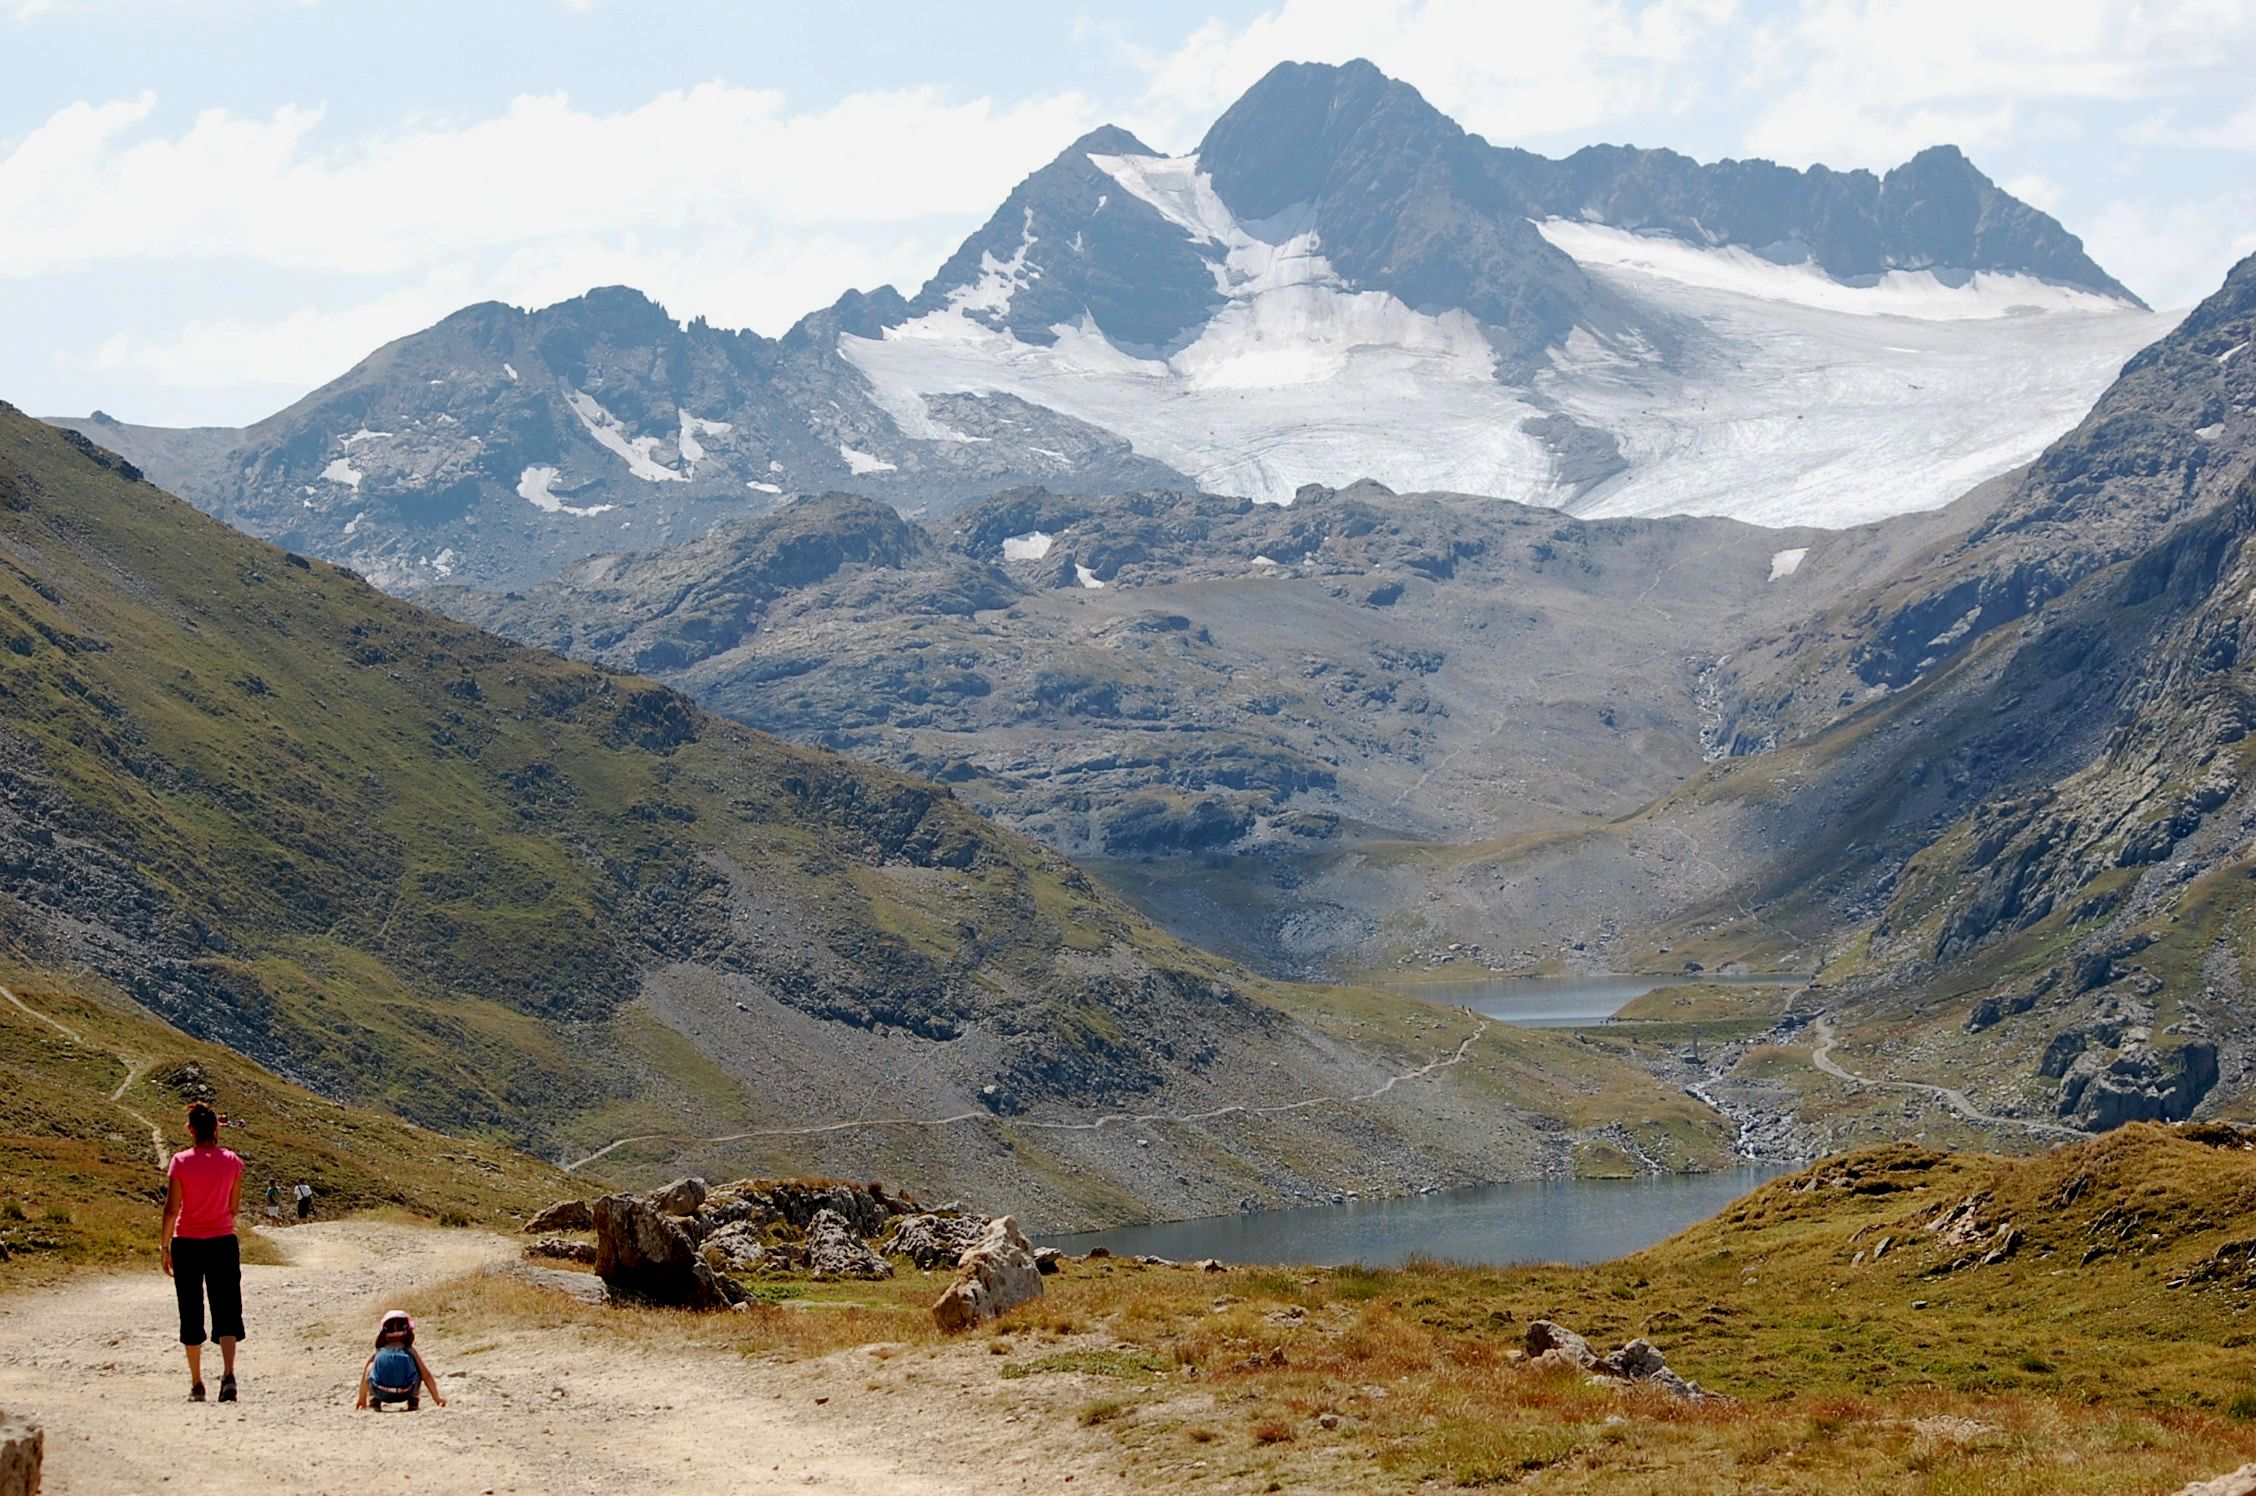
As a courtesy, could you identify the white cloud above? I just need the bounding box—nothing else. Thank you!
[2127,100,2256,153]
[2085,188,2256,312]
[1123,0,1742,152]
[1739,0,2256,166]
[0,81,1098,280]
[2002,173,2062,212]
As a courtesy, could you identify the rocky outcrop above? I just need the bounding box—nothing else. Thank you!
[2060,1038,2220,1130]
[807,1208,892,1280]
[931,1216,1043,1332]
[1519,1319,1720,1402]
[0,1412,40,1496]
[591,1192,739,1311]
[882,1212,988,1270]
[698,1223,774,1273]
[523,1199,593,1234]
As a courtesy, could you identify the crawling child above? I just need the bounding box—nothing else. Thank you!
[356,1309,446,1411]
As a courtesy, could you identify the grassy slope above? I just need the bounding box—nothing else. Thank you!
[0,960,576,1282]
[480,1124,2256,1492]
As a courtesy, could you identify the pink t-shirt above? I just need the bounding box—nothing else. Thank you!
[167,1145,243,1239]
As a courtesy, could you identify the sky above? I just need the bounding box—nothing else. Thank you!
[3,0,2253,427]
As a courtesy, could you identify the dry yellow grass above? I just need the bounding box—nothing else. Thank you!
[441,1125,2256,1492]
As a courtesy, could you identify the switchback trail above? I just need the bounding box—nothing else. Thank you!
[1809,1015,2092,1142]
[0,1221,1139,1495]
[565,1016,1491,1173]
[1,982,166,1164]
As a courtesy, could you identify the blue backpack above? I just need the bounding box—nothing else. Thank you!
[371,1346,417,1394]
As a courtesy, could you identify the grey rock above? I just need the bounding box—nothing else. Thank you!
[649,1177,708,1217]
[932,1215,1043,1332]
[806,1207,891,1280]
[522,1199,593,1234]
[882,1212,988,1270]
[592,1192,738,1311]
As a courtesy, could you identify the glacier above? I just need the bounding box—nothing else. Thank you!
[840,152,2174,530]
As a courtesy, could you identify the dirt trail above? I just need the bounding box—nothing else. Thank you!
[1,982,165,1163]
[1809,1015,2092,1142]
[0,1221,1145,1495]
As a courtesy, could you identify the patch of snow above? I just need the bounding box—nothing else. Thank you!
[342,511,365,537]
[1768,547,1810,580]
[676,410,733,472]
[321,458,363,490]
[838,444,896,476]
[437,413,458,425]
[503,363,519,380]
[1075,563,1106,590]
[2221,341,2249,365]
[517,464,616,517]
[340,429,390,447]
[431,547,457,579]
[1028,445,1068,461]
[1250,554,1281,569]
[768,459,784,472]
[566,389,683,482]
[948,206,1039,317]
[1001,530,1054,561]
[2196,423,2225,441]
[1539,224,2172,528]
[844,150,1548,508]
[746,480,783,494]
[1536,220,2133,320]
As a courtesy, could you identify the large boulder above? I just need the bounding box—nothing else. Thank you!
[0,1413,39,1496]
[882,1212,988,1269]
[931,1215,1042,1331]
[523,1199,593,1234]
[807,1207,892,1280]
[648,1177,709,1218]
[2174,1466,2256,1496]
[592,1192,737,1310]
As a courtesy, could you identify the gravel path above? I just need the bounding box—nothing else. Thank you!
[0,1221,1142,1494]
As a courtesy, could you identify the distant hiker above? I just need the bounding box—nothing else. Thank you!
[356,1309,445,1411]
[161,1100,245,1404]
[293,1180,314,1221]
[263,1180,282,1225]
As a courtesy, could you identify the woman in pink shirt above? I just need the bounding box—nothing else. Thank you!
[160,1101,246,1403]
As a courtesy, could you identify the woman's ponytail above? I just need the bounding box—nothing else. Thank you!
[185,1100,219,1146]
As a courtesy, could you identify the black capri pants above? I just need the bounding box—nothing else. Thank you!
[171,1233,246,1345]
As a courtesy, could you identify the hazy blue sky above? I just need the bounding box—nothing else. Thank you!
[5,0,2252,424]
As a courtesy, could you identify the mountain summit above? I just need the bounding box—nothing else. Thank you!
[57,59,2163,590]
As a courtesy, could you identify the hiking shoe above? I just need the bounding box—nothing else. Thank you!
[218,1374,237,1403]
[189,1381,206,1402]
